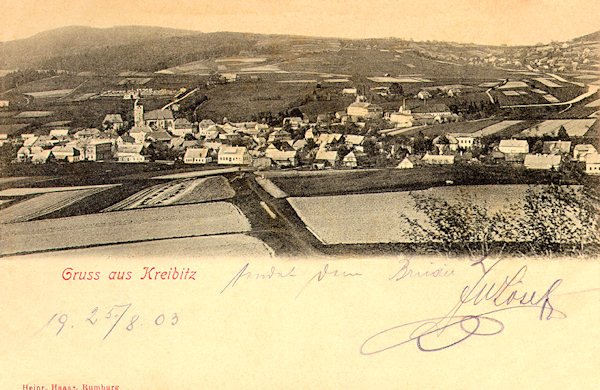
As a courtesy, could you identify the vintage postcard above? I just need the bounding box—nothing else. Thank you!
[0,0,599,388]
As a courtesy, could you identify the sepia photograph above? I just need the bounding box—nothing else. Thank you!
[0,0,599,388]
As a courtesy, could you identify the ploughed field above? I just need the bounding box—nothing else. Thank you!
[287,185,599,247]
[0,185,117,223]
[102,176,234,212]
[0,202,251,256]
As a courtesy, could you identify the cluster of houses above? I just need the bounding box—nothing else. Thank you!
[393,132,600,174]
[6,92,600,175]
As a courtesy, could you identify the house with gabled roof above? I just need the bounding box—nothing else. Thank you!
[499,139,529,154]
[218,146,251,165]
[184,148,211,164]
[172,118,195,137]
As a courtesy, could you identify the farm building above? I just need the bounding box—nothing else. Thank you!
[573,144,597,161]
[585,153,600,174]
[499,139,529,154]
[184,148,211,164]
[342,88,357,95]
[0,100,9,107]
[422,153,454,165]
[524,154,561,170]
[103,114,124,131]
[218,146,251,165]
[144,109,174,132]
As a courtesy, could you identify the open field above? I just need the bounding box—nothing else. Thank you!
[288,185,598,246]
[387,119,498,138]
[23,89,74,98]
[0,202,251,255]
[519,119,598,137]
[14,111,54,118]
[103,176,234,211]
[4,234,274,259]
[270,167,457,196]
[0,184,117,196]
[269,164,583,197]
[0,187,111,223]
[471,120,523,137]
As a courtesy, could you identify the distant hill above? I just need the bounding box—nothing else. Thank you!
[0,25,598,74]
[570,30,600,42]
[0,25,198,68]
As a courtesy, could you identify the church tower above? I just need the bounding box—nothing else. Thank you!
[134,98,144,127]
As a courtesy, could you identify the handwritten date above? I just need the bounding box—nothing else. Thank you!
[38,304,179,340]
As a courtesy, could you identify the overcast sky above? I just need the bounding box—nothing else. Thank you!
[1,0,599,45]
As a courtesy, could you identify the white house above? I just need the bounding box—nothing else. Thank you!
[347,97,382,119]
[499,139,529,154]
[573,144,597,162]
[184,148,211,164]
[342,151,358,168]
[448,133,477,149]
[0,100,9,108]
[218,146,251,165]
[422,153,455,165]
[585,153,600,174]
[524,154,561,170]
